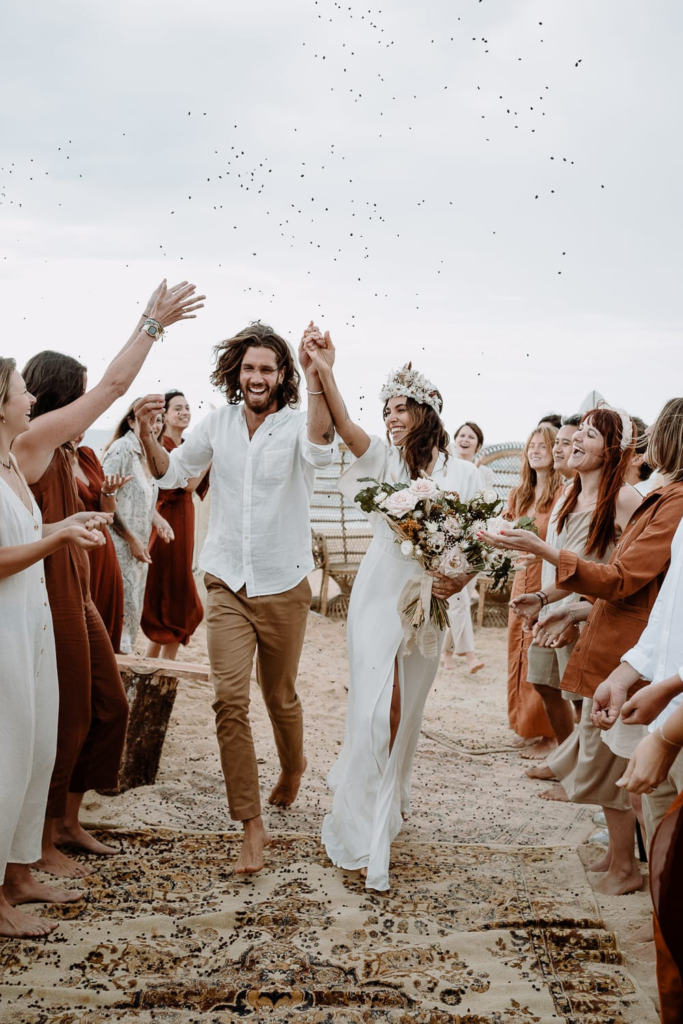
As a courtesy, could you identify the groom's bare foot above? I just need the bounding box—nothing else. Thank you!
[53,822,120,856]
[234,817,271,874]
[268,758,307,808]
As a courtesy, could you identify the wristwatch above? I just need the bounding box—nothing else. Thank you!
[142,317,164,340]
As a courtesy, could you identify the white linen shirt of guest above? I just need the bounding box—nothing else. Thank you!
[621,518,683,733]
[155,404,335,597]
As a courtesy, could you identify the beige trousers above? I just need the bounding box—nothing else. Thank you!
[642,751,683,849]
[204,573,311,821]
[547,697,631,811]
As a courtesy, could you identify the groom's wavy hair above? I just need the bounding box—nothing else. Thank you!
[211,322,300,409]
[555,407,634,559]
[383,394,450,479]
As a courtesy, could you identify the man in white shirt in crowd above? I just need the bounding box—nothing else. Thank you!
[135,322,335,874]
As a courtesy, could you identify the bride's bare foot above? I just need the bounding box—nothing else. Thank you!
[233,817,271,874]
[53,821,120,856]
[360,867,368,879]
[268,757,307,808]
[521,738,558,760]
[3,866,83,906]
[0,896,58,939]
[440,652,457,671]
[33,844,94,879]
[538,785,568,802]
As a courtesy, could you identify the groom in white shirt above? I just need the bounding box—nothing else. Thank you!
[135,322,335,873]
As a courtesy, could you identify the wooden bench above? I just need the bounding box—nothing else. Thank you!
[107,656,211,794]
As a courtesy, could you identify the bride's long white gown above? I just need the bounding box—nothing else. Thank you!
[321,437,483,890]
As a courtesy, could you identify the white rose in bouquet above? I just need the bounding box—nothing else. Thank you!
[483,489,498,503]
[439,544,471,578]
[484,515,512,538]
[442,516,462,537]
[408,477,440,500]
[382,488,419,517]
[400,540,414,556]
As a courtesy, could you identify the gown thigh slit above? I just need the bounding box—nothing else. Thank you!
[322,436,484,891]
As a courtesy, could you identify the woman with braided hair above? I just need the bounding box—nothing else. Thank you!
[303,328,482,891]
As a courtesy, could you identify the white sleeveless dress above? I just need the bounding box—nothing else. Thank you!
[0,462,59,880]
[321,437,482,890]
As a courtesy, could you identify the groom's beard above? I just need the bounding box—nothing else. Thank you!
[243,382,281,412]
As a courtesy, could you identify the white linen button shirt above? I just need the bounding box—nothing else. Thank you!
[156,404,335,597]
[621,518,683,732]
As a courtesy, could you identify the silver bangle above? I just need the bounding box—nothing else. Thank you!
[659,725,683,749]
[307,389,324,395]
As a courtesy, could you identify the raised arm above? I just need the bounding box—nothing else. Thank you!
[303,328,371,457]
[14,280,205,484]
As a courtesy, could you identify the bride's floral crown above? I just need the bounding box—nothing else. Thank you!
[379,363,442,414]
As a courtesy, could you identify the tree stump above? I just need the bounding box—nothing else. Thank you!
[101,656,211,794]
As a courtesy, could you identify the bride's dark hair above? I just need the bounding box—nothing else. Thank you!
[383,395,450,479]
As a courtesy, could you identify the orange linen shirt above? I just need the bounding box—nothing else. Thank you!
[557,481,683,698]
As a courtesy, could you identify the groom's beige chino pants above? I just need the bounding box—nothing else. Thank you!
[204,572,311,821]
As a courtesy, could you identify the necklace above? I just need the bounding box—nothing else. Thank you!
[0,452,12,471]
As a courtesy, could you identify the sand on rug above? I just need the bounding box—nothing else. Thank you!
[0,830,657,1024]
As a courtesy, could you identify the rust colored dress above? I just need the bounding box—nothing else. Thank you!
[141,435,207,646]
[75,446,124,654]
[31,447,129,817]
[651,787,683,1023]
[506,492,561,741]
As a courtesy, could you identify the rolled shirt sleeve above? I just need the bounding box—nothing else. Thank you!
[156,417,214,490]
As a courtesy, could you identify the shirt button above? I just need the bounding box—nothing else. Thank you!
[34,524,39,531]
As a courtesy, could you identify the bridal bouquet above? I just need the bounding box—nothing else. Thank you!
[354,477,537,657]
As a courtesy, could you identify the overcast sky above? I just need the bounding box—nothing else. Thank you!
[1,0,681,445]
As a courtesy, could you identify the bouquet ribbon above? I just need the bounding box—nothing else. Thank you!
[398,573,444,659]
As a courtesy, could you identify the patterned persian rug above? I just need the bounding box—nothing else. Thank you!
[0,831,657,1023]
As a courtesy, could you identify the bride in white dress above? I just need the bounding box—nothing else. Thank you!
[303,331,483,890]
